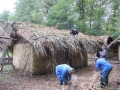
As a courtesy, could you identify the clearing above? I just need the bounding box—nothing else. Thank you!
[0,58,120,90]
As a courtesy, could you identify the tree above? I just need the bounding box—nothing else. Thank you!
[15,0,43,24]
[0,10,10,21]
[11,0,120,37]
[46,0,76,30]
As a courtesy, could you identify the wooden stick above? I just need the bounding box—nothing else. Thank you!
[0,36,11,39]
[107,37,120,49]
[7,53,16,70]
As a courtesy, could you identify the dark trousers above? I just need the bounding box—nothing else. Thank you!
[101,68,112,86]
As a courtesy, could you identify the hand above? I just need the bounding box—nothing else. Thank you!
[99,51,101,54]
[67,81,72,85]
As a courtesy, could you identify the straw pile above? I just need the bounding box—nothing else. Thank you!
[8,22,102,74]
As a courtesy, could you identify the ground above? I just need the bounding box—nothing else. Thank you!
[0,58,120,90]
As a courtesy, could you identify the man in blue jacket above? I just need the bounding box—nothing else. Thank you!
[95,58,113,88]
[55,64,75,85]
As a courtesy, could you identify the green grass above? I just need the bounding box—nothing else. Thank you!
[0,51,2,54]
[0,65,14,82]
[0,74,6,82]
[8,52,13,57]
[0,51,13,57]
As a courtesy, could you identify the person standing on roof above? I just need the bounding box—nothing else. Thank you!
[55,64,75,86]
[70,28,79,36]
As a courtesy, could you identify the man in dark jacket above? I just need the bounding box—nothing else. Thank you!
[99,45,108,59]
[55,64,75,85]
[70,28,79,36]
[95,58,113,88]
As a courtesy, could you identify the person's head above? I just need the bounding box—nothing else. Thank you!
[102,44,107,50]
[73,28,76,31]
[71,28,76,31]
[68,68,75,74]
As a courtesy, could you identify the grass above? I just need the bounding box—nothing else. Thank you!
[0,51,13,57]
[0,65,15,82]
[0,74,6,82]
[0,50,13,82]
[0,51,13,82]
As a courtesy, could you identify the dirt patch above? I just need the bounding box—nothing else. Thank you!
[0,60,120,90]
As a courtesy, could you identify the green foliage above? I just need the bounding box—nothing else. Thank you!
[46,0,75,30]
[111,30,120,39]
[0,51,13,57]
[14,0,42,24]
[0,0,120,37]
[0,10,10,21]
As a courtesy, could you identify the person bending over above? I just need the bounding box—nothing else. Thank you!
[95,58,113,88]
[55,64,75,85]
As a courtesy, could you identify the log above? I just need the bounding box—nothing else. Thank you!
[0,36,11,39]
[107,37,120,49]
[0,57,13,60]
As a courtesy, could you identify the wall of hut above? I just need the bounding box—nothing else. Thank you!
[119,45,120,61]
[13,43,88,75]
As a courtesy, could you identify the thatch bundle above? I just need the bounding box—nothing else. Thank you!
[3,22,102,74]
[0,27,11,50]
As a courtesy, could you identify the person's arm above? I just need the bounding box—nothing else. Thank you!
[69,74,72,81]
[58,75,62,85]
[61,71,68,83]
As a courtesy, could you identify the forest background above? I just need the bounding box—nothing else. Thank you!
[0,0,120,38]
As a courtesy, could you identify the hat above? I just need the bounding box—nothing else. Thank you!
[103,44,107,49]
[68,68,75,73]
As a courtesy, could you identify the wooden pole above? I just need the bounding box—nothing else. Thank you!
[0,46,8,73]
[7,53,15,70]
[0,22,16,73]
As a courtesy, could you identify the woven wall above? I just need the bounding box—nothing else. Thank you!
[13,43,88,74]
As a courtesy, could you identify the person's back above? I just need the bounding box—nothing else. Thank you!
[55,64,74,85]
[96,58,112,73]
[95,58,113,87]
[56,64,71,74]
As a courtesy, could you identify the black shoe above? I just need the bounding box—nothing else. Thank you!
[101,85,105,88]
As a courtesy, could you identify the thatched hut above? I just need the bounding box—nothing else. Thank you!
[98,35,113,45]
[1,22,115,74]
[5,22,102,75]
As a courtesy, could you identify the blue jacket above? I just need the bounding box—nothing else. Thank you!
[95,58,113,73]
[55,64,72,84]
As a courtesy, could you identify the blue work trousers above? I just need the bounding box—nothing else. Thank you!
[101,68,112,86]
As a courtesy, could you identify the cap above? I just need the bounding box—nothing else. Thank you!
[103,44,107,49]
[68,68,75,73]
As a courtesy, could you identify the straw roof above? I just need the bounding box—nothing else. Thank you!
[98,35,113,45]
[1,22,112,54]
[0,27,11,50]
[9,22,102,56]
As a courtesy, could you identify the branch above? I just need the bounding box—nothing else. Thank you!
[107,37,120,49]
[0,36,17,40]
[0,36,11,39]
